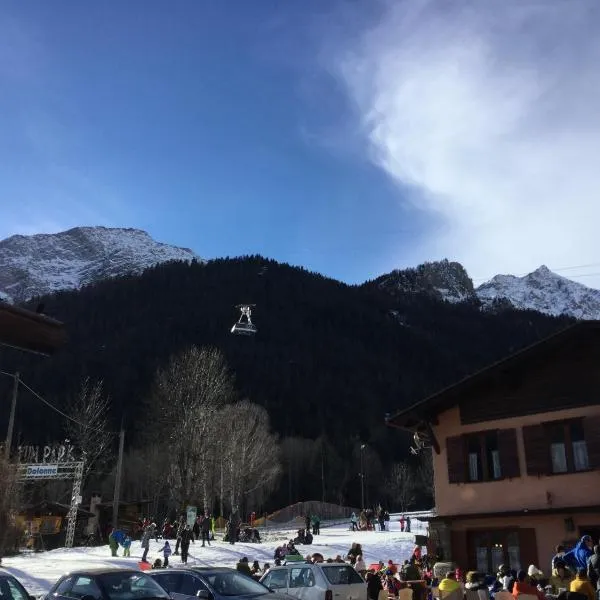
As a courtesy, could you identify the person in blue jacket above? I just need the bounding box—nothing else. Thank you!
[563,536,594,571]
[157,540,172,567]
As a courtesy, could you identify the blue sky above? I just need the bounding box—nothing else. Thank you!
[2,0,600,286]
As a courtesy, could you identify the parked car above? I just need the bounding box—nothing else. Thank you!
[260,562,366,600]
[149,567,291,600]
[45,569,170,600]
[0,571,36,600]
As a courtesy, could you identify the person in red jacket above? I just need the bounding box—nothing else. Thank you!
[512,570,545,600]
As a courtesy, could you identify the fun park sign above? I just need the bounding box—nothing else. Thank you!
[17,443,77,464]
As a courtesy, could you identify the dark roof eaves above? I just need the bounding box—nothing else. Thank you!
[386,320,598,427]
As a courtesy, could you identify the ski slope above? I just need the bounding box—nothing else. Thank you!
[1,520,428,597]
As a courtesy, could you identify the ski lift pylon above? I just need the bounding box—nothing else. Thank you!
[231,304,257,336]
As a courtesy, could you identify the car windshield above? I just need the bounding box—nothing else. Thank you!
[98,572,170,600]
[202,571,269,597]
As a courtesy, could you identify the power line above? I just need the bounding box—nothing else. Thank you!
[17,378,118,436]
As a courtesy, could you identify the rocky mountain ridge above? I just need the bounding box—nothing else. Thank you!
[0,226,598,320]
[0,226,200,303]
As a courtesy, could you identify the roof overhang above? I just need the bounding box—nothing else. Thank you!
[386,322,600,431]
[0,303,67,355]
[424,504,600,522]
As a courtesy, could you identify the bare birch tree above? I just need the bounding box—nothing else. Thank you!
[220,401,281,515]
[65,377,112,480]
[388,462,417,512]
[149,346,235,506]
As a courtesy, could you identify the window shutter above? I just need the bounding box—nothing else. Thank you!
[446,435,466,484]
[523,425,549,476]
[451,530,469,569]
[498,428,521,479]
[583,416,600,470]
[517,528,539,568]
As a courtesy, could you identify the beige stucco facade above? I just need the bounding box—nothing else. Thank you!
[431,403,600,570]
[433,403,600,516]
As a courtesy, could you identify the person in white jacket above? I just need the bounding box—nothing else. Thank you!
[355,555,367,576]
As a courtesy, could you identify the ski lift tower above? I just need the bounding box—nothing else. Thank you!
[231,304,257,336]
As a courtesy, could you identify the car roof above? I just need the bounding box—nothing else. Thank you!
[61,569,144,576]
[150,567,237,574]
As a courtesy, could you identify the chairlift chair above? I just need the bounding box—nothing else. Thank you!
[231,304,257,336]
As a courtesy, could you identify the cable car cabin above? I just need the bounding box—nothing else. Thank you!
[231,321,257,336]
[231,304,257,336]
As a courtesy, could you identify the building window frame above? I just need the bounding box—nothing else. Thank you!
[547,419,590,475]
[464,431,503,483]
[468,529,521,574]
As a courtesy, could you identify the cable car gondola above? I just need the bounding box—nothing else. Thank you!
[231,304,257,336]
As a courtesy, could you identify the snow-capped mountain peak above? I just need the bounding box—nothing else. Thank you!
[0,226,201,303]
[476,265,600,320]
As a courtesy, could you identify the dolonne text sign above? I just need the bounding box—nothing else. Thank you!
[26,464,59,477]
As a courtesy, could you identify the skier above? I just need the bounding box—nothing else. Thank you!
[406,516,411,533]
[350,512,358,532]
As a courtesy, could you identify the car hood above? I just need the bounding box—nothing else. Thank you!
[265,594,295,600]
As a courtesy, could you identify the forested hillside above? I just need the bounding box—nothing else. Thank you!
[0,257,571,510]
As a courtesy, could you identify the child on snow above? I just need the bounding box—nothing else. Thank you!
[158,540,172,567]
[123,535,132,558]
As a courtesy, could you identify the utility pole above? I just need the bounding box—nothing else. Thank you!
[4,372,19,460]
[360,444,365,510]
[112,424,125,529]
[321,442,325,504]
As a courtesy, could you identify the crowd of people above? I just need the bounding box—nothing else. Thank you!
[349,508,396,532]
[431,535,600,600]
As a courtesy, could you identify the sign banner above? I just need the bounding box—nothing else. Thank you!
[186,505,197,527]
[26,464,58,477]
[18,444,76,464]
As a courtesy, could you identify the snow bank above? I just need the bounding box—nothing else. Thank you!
[1,521,428,597]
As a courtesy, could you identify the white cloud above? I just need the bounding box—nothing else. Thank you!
[330,0,600,287]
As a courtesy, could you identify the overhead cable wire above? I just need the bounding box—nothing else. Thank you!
[18,378,118,436]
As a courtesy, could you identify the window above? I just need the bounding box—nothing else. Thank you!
[150,574,181,595]
[548,420,589,474]
[321,566,363,585]
[262,570,288,590]
[203,571,270,597]
[289,568,315,588]
[98,573,170,600]
[52,577,74,597]
[468,530,521,574]
[6,579,29,600]
[465,431,502,482]
[179,575,207,597]
[68,577,102,600]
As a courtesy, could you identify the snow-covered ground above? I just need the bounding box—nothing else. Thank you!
[1,519,428,597]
